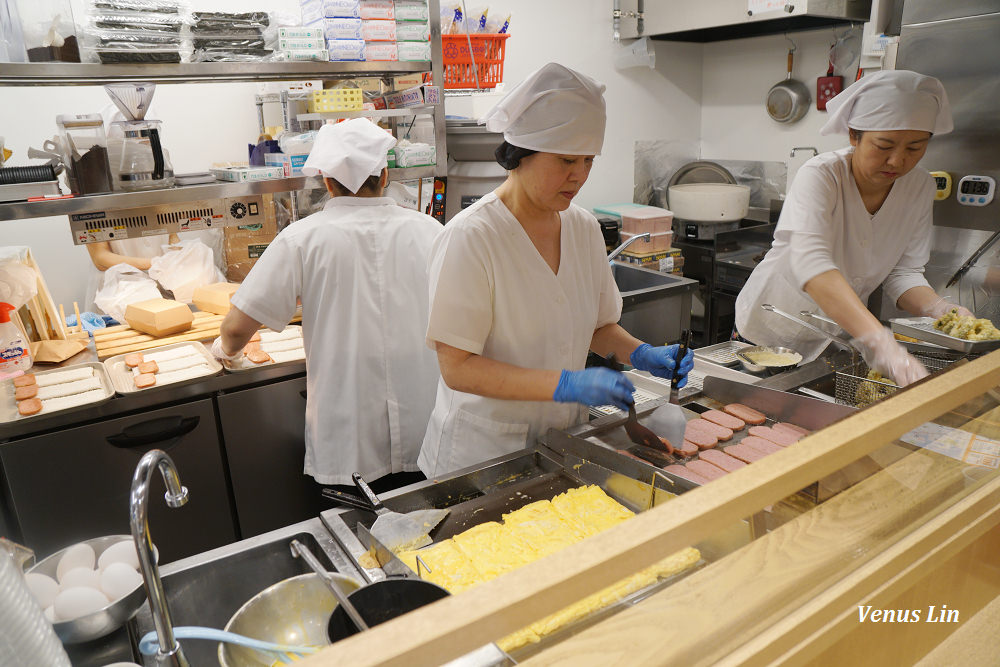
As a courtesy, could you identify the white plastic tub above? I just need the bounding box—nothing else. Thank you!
[668,183,750,221]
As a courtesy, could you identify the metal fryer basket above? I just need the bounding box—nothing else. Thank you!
[834,352,960,407]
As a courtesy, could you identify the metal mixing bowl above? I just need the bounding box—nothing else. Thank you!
[735,345,803,374]
[26,535,152,643]
[219,572,362,667]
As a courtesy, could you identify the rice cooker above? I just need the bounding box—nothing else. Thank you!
[669,183,751,240]
[445,119,506,222]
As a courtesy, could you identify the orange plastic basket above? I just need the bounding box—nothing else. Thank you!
[441,33,510,89]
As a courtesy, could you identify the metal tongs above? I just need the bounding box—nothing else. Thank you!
[760,303,855,352]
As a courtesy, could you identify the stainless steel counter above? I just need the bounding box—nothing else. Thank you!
[1,343,305,441]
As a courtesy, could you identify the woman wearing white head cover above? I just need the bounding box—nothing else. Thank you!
[418,63,694,477]
[735,70,967,386]
[211,118,443,488]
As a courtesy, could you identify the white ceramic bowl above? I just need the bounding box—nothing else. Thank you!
[668,183,751,221]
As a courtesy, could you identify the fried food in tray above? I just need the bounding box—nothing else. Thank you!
[933,309,1000,341]
[397,485,700,653]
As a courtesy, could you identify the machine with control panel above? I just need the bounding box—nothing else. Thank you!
[70,195,265,245]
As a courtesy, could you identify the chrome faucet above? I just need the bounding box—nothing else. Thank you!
[790,146,818,158]
[130,450,190,667]
[607,231,651,264]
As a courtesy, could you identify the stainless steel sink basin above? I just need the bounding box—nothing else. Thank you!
[134,518,359,666]
[611,261,697,345]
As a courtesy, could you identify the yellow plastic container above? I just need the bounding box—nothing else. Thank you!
[307,89,364,113]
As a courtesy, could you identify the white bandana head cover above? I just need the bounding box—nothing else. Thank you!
[301,118,397,193]
[480,62,607,155]
[820,69,953,136]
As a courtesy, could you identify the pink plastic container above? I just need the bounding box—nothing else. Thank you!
[620,230,673,252]
[621,206,673,235]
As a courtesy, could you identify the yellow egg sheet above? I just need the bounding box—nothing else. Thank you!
[396,539,481,594]
[452,521,536,580]
[399,485,700,654]
[550,485,635,537]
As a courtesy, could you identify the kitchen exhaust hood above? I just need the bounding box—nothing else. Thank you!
[617,0,872,43]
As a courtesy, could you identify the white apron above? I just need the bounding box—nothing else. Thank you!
[231,197,443,485]
[735,147,934,360]
[419,193,622,477]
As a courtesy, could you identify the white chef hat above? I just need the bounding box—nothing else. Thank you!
[820,69,953,136]
[480,62,607,155]
[301,118,397,193]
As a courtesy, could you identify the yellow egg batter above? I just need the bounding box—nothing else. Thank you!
[397,485,700,653]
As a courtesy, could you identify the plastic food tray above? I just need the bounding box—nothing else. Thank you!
[103,342,221,394]
[889,317,1000,354]
[693,341,752,367]
[223,326,305,372]
[1,362,114,424]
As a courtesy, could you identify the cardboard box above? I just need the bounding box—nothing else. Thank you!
[192,282,240,315]
[392,73,422,89]
[384,83,439,108]
[124,299,194,337]
[618,247,684,274]
[264,153,310,177]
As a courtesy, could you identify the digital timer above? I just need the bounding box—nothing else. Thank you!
[956,175,996,207]
[929,171,952,201]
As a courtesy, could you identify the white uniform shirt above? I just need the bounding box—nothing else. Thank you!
[231,197,443,485]
[418,192,622,477]
[735,147,933,360]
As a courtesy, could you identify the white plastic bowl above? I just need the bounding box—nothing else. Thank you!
[668,183,751,221]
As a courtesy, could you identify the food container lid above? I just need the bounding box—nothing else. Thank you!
[620,205,673,221]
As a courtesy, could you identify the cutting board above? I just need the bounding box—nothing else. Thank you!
[92,310,304,360]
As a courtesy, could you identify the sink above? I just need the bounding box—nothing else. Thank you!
[134,518,358,666]
[611,261,697,345]
[611,261,680,292]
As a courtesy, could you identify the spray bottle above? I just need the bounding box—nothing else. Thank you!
[0,302,32,377]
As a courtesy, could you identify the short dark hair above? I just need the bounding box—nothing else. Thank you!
[849,128,864,141]
[495,141,537,170]
[324,173,382,197]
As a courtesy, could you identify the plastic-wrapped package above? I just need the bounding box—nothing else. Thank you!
[92,0,182,12]
[484,11,510,34]
[82,0,191,62]
[91,11,187,32]
[189,11,312,62]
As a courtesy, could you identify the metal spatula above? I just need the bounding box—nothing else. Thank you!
[351,473,449,552]
[647,330,693,453]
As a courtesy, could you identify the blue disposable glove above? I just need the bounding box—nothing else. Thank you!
[629,343,695,387]
[552,367,635,411]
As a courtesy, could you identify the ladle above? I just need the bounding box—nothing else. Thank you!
[289,540,369,633]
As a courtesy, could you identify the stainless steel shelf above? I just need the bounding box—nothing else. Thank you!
[0,62,432,86]
[297,105,437,122]
[0,166,435,221]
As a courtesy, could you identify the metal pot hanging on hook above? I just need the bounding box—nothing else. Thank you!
[766,44,811,124]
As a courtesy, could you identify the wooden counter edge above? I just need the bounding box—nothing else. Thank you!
[299,352,1000,667]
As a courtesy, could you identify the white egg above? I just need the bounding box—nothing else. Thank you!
[56,543,96,582]
[23,572,60,609]
[44,605,57,623]
[59,567,101,591]
[53,586,109,621]
[100,563,143,601]
[97,540,140,572]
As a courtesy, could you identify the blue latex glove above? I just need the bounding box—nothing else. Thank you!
[553,368,635,410]
[629,343,695,387]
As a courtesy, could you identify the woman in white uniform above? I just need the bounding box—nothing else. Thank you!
[419,63,694,478]
[212,119,443,489]
[735,70,969,386]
